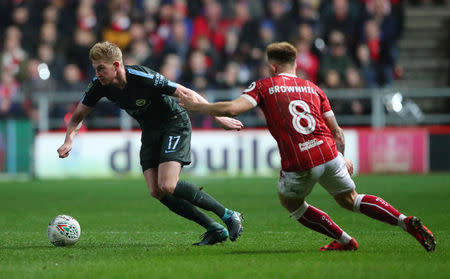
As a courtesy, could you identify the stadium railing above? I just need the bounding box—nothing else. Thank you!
[34,87,450,131]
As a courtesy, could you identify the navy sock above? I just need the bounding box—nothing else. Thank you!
[159,194,215,229]
[173,180,226,218]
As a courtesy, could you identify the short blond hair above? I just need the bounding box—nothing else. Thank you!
[266,42,297,65]
[89,41,122,63]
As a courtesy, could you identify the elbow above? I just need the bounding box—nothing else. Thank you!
[224,109,238,117]
[211,105,238,117]
[221,107,240,117]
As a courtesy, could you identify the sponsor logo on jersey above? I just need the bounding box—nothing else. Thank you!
[136,99,146,106]
[85,81,94,93]
[268,85,318,95]
[299,139,324,151]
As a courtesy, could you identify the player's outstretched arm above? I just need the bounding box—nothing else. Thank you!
[174,84,246,130]
[177,86,253,117]
[57,103,93,158]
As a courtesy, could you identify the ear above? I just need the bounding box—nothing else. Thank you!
[113,61,120,69]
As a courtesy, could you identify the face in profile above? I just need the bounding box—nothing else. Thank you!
[92,59,117,85]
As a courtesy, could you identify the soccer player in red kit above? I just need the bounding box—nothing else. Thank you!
[177,42,436,251]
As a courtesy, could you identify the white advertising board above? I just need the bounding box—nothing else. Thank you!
[35,129,358,178]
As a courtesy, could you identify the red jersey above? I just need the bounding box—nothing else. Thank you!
[242,73,338,171]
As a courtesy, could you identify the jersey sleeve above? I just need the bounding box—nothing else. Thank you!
[318,87,334,118]
[127,67,177,96]
[241,81,259,107]
[81,78,104,107]
[149,72,178,95]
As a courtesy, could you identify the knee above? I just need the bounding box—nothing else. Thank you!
[149,186,165,200]
[157,180,177,195]
[334,190,358,211]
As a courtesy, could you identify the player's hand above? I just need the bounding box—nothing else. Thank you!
[215,116,244,131]
[177,89,198,111]
[57,142,72,158]
[344,158,354,176]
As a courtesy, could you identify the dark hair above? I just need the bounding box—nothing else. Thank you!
[266,42,297,65]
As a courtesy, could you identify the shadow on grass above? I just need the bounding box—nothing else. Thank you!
[0,243,164,250]
[225,249,306,255]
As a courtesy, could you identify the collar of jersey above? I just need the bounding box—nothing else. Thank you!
[277,73,297,78]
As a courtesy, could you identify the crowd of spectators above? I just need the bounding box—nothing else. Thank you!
[0,0,442,127]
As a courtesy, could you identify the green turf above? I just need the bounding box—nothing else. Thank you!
[0,174,449,279]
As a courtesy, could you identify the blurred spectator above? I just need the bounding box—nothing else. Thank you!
[162,19,191,64]
[323,69,342,88]
[319,30,353,84]
[42,4,59,24]
[0,71,23,118]
[128,21,147,43]
[356,43,378,88]
[345,66,364,88]
[293,0,321,35]
[160,54,182,82]
[103,0,132,49]
[363,0,402,43]
[181,50,213,91]
[294,38,319,83]
[20,58,57,122]
[345,67,370,115]
[322,69,347,114]
[36,43,65,82]
[266,0,296,41]
[21,58,57,95]
[243,20,277,67]
[1,26,28,80]
[191,0,229,52]
[195,35,222,75]
[362,19,395,86]
[66,28,97,78]
[127,39,154,68]
[11,5,37,54]
[320,0,361,49]
[58,64,87,92]
[216,61,241,89]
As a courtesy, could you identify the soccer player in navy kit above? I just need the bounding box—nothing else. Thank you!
[57,41,243,245]
[178,41,436,251]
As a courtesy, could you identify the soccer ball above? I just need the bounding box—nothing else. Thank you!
[47,215,81,246]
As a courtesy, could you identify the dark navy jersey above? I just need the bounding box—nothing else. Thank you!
[81,65,183,127]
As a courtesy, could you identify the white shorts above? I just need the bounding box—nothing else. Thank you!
[277,153,356,199]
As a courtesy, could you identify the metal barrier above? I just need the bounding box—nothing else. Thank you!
[35,87,450,131]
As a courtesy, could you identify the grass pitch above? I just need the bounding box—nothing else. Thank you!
[0,174,449,279]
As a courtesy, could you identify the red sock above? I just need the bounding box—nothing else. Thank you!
[296,205,343,239]
[355,194,402,225]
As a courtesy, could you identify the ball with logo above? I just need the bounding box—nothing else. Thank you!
[47,215,81,246]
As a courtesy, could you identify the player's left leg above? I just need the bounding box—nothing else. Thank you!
[334,190,436,252]
[278,168,357,251]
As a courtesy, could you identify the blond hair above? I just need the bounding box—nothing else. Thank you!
[89,41,123,63]
[266,42,297,65]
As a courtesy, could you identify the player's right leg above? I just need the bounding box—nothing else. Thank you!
[278,169,357,251]
[158,114,243,242]
[157,162,242,242]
